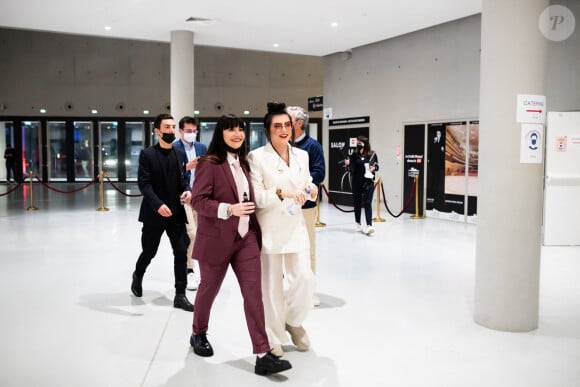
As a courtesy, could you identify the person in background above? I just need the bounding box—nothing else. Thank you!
[189,114,292,376]
[286,106,325,307]
[131,113,194,312]
[4,143,16,183]
[174,116,207,291]
[344,135,379,235]
[248,101,316,357]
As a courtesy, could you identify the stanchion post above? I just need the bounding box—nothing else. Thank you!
[372,176,386,222]
[410,175,425,219]
[315,183,326,227]
[25,170,39,211]
[96,171,110,212]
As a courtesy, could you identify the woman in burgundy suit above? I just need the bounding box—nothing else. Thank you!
[188,114,291,376]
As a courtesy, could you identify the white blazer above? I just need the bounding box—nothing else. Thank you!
[248,143,312,254]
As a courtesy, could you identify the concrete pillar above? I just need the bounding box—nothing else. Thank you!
[170,30,194,122]
[474,0,549,331]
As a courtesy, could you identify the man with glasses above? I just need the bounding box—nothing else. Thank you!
[174,116,207,291]
[286,106,325,307]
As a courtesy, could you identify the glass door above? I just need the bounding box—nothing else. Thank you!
[248,121,266,151]
[47,121,67,181]
[21,121,41,180]
[1,121,15,182]
[126,122,144,181]
[100,121,118,180]
[74,121,93,181]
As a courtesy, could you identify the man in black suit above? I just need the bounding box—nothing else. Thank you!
[131,113,194,312]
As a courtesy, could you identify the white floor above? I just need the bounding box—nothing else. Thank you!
[1,182,579,387]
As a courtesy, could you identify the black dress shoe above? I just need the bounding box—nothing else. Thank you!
[131,272,143,297]
[190,333,214,357]
[254,351,292,375]
[173,294,194,312]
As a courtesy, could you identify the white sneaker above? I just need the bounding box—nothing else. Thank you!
[187,272,199,291]
[355,223,362,232]
[363,225,375,235]
[312,294,321,307]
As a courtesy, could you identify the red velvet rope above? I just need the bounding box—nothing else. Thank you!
[321,179,417,218]
[0,181,23,196]
[320,184,354,213]
[104,175,143,197]
[381,180,416,218]
[34,175,98,193]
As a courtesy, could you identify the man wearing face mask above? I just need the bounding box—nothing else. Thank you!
[173,116,207,291]
[131,113,195,312]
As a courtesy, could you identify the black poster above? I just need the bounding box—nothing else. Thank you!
[427,122,469,218]
[328,127,369,206]
[403,124,425,215]
[426,123,446,211]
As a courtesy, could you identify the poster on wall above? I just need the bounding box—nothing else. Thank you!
[467,121,479,223]
[426,123,446,212]
[328,127,369,206]
[427,122,468,222]
[403,124,425,215]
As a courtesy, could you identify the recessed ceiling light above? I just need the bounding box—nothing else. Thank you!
[104,26,111,31]
[331,22,339,27]
[194,110,200,115]
[273,43,279,48]
[91,109,98,114]
[243,110,250,115]
[143,110,150,115]
[39,108,46,114]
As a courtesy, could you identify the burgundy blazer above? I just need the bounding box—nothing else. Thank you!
[190,157,262,265]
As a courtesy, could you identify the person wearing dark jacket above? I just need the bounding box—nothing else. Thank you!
[344,135,379,235]
[131,113,194,312]
[286,105,325,306]
[173,116,208,291]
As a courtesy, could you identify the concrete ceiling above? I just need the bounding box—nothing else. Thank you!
[0,0,481,56]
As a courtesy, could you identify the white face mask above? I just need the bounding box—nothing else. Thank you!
[183,132,196,143]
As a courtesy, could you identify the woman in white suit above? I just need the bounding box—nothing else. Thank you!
[248,101,317,357]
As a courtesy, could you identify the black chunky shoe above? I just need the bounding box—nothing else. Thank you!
[254,351,292,375]
[190,333,214,357]
[173,294,194,312]
[131,272,143,297]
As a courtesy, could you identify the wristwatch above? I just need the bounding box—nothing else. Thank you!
[275,188,283,201]
[226,205,232,218]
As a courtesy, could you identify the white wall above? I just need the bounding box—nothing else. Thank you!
[323,8,580,211]
[323,15,481,209]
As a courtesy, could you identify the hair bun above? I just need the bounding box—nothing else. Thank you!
[267,101,287,114]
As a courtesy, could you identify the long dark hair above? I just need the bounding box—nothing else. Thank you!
[263,101,295,145]
[203,114,249,169]
[357,135,374,158]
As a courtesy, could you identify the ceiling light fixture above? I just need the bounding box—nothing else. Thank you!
[185,17,216,26]
[331,22,339,27]
[273,43,279,48]
[104,26,111,31]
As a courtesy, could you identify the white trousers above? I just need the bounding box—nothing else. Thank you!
[302,206,317,274]
[261,249,315,346]
[184,203,198,271]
